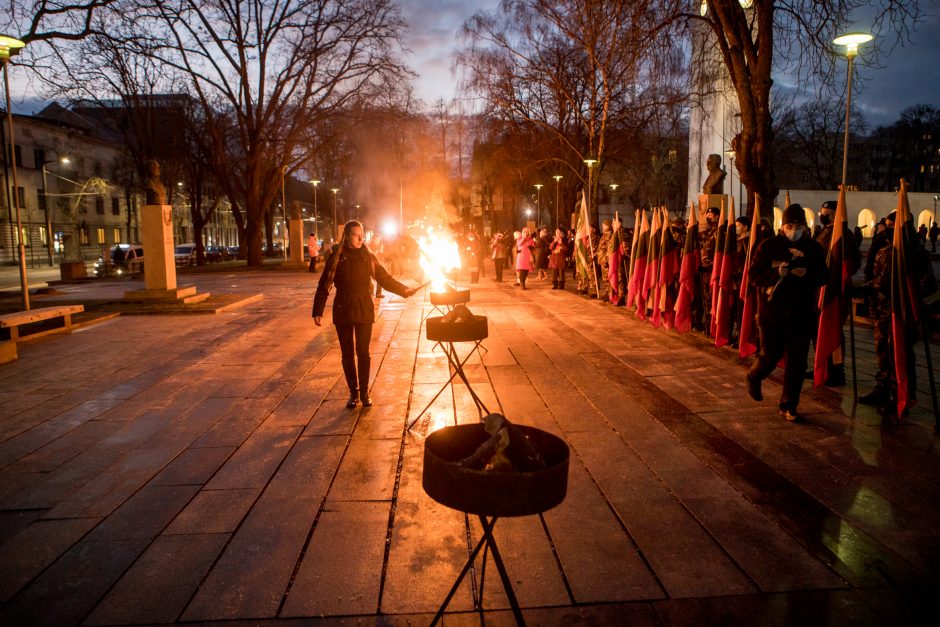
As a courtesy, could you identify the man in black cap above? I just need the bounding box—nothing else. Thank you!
[807,199,861,386]
[745,204,827,422]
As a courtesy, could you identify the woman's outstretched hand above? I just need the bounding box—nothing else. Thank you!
[314,316,322,326]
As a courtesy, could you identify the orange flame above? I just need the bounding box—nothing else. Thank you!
[418,227,461,291]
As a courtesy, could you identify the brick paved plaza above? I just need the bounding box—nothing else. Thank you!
[1,264,938,625]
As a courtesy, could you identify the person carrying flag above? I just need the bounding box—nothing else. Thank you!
[859,198,935,418]
[810,197,861,387]
[695,206,720,332]
[745,204,826,422]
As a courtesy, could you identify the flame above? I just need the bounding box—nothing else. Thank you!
[417,227,461,291]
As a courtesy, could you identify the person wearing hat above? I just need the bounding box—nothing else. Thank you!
[859,210,934,417]
[807,200,861,386]
[596,220,613,301]
[695,205,721,331]
[745,204,826,422]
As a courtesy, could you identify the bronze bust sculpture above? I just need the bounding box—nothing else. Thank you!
[701,154,726,195]
[144,159,167,205]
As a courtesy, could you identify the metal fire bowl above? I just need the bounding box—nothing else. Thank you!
[430,289,470,306]
[423,423,569,517]
[426,316,488,343]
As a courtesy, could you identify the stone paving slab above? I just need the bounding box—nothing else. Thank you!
[0,266,938,624]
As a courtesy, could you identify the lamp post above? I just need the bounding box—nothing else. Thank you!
[833,32,873,189]
[310,179,320,238]
[1,34,28,310]
[331,188,339,241]
[552,175,563,229]
[280,166,288,260]
[609,183,619,221]
[534,184,543,225]
[583,158,597,223]
[40,160,56,265]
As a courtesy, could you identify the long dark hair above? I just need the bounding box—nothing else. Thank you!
[340,220,371,254]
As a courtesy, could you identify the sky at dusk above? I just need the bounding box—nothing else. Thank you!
[7,0,939,130]
[401,0,940,128]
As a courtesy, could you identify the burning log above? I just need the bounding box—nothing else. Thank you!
[458,413,547,472]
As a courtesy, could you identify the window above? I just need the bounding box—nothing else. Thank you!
[96,197,105,214]
[39,226,47,245]
[34,148,45,170]
[38,189,46,212]
[111,197,120,215]
[96,228,106,244]
[10,186,25,209]
[80,227,89,245]
[5,144,23,167]
[93,161,103,177]
[113,228,121,243]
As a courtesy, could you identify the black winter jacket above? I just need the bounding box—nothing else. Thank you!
[312,244,410,325]
[748,233,826,323]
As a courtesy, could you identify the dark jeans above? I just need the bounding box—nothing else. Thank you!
[308,256,319,272]
[748,315,811,412]
[518,269,529,288]
[336,323,373,394]
[494,258,505,282]
[552,265,565,287]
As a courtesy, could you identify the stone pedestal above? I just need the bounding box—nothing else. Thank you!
[290,218,304,264]
[60,261,87,280]
[698,194,729,217]
[140,204,177,291]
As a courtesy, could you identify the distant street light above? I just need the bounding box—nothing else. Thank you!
[1,34,28,310]
[331,188,340,240]
[534,184,543,225]
[40,156,68,265]
[833,32,873,189]
[583,158,597,223]
[310,179,320,237]
[552,175,563,229]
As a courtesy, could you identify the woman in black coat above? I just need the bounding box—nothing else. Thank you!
[313,221,417,408]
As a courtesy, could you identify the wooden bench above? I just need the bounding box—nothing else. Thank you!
[0,305,85,364]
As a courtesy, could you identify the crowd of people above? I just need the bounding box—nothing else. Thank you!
[477,199,936,423]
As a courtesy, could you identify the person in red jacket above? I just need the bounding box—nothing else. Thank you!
[313,221,417,408]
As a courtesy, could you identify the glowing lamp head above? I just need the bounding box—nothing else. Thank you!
[381,219,398,237]
[833,32,873,57]
[0,35,26,61]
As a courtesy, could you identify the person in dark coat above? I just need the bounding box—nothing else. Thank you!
[313,220,417,408]
[745,204,827,422]
[549,228,568,289]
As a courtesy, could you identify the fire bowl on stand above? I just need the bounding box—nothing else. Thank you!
[426,315,488,343]
[430,288,470,307]
[423,423,569,517]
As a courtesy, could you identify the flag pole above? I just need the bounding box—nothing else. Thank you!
[846,215,858,405]
[918,308,939,430]
[586,193,600,299]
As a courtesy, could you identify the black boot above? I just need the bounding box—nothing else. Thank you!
[859,389,888,405]
[825,365,846,387]
[360,390,373,407]
[346,390,359,409]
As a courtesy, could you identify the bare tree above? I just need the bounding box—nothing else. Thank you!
[686,0,921,215]
[459,0,687,221]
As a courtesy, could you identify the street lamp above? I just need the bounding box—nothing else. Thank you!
[280,166,288,260]
[833,32,873,189]
[310,179,320,237]
[583,158,597,223]
[552,175,563,229]
[534,184,543,225]
[1,34,28,310]
[331,188,339,241]
[40,156,67,265]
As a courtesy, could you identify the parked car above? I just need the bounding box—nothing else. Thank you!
[226,245,240,259]
[205,245,229,262]
[95,244,144,277]
[174,243,197,266]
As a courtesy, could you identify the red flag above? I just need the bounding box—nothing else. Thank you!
[738,196,761,358]
[674,202,699,334]
[657,208,679,329]
[608,214,625,304]
[649,208,666,327]
[631,211,650,317]
[642,208,662,302]
[714,197,738,347]
[709,198,726,337]
[625,210,641,307]
[813,187,850,387]
[889,179,922,417]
